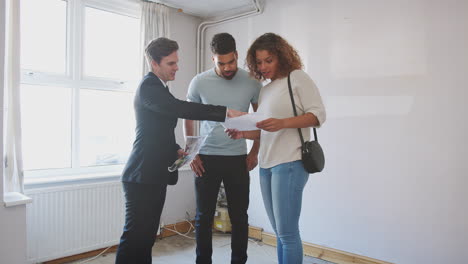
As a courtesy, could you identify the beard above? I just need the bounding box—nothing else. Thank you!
[222,70,236,80]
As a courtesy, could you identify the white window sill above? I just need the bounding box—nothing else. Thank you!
[24,171,122,190]
[23,166,192,190]
[4,192,33,207]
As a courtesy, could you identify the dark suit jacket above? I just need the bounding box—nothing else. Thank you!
[122,72,226,185]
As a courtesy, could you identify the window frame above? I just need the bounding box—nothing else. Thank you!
[21,0,141,180]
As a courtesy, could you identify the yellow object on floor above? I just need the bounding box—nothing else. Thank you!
[213,207,231,232]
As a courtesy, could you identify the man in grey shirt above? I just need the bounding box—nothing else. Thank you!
[184,33,261,264]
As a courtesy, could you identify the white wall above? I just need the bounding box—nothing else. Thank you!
[160,8,202,225]
[169,8,201,146]
[0,206,28,264]
[204,0,468,263]
[0,1,29,263]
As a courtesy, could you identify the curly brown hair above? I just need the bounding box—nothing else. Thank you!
[246,33,302,81]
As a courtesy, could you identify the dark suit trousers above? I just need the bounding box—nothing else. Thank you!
[195,155,250,264]
[115,182,167,264]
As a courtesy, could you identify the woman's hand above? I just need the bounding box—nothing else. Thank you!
[256,118,286,132]
[246,152,258,171]
[225,129,244,139]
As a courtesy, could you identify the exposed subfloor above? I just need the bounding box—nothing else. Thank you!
[68,232,336,264]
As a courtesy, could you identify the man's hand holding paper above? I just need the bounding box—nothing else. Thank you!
[168,136,207,172]
[222,112,269,131]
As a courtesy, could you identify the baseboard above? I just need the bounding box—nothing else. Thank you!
[44,220,195,264]
[43,246,119,264]
[248,225,263,240]
[248,226,394,264]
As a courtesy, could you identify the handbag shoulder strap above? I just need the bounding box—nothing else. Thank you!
[287,73,318,143]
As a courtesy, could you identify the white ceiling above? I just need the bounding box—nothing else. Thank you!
[149,0,258,19]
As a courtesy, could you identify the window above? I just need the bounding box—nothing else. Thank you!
[21,0,67,74]
[20,0,141,179]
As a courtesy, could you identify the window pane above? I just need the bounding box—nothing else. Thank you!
[20,0,67,73]
[20,85,72,170]
[79,89,135,167]
[84,7,140,81]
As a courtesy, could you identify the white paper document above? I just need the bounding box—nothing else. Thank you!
[222,112,269,131]
[168,136,207,172]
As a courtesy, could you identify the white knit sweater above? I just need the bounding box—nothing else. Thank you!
[257,69,326,169]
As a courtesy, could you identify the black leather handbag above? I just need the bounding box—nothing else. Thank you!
[287,73,325,173]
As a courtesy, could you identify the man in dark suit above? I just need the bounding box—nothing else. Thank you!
[115,37,243,264]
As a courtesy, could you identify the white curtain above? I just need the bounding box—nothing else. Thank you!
[4,0,24,193]
[140,2,170,75]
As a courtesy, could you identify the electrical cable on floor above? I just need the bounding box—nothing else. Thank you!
[162,215,232,240]
[185,218,195,231]
[162,219,196,240]
[76,245,113,264]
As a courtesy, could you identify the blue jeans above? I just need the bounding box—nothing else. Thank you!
[260,160,309,264]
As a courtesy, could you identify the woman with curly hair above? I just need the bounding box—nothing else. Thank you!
[226,33,326,264]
